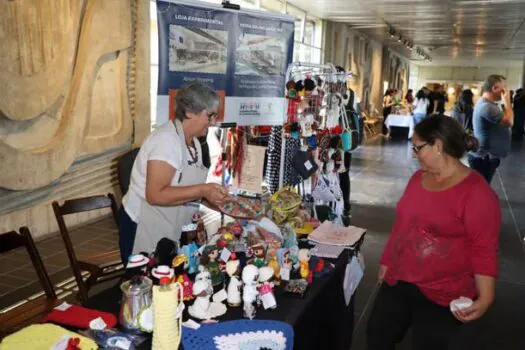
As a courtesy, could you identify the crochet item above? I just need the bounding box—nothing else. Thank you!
[0,324,97,350]
[152,282,183,350]
[214,330,287,350]
[217,195,262,219]
[182,320,294,350]
[42,304,117,329]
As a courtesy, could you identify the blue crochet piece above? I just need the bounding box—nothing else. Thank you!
[182,319,294,350]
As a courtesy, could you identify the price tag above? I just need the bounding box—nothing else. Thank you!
[220,247,231,263]
[114,338,132,350]
[213,289,228,303]
[176,302,185,319]
[261,292,277,310]
[89,316,107,330]
[183,319,201,330]
[51,335,71,350]
[304,160,313,171]
[281,267,291,281]
[54,302,72,311]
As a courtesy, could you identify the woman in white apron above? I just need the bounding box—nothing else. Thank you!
[118,81,227,262]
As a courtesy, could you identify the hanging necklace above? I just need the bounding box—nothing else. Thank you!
[187,141,199,165]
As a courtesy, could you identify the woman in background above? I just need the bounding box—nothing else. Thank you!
[405,89,414,105]
[451,89,474,132]
[412,89,430,125]
[383,89,395,135]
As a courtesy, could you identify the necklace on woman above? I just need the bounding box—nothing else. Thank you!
[187,142,199,165]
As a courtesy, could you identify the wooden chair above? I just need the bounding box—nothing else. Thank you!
[117,148,140,196]
[52,194,123,301]
[0,227,58,335]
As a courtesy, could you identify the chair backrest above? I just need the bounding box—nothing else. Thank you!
[117,148,140,196]
[0,227,56,300]
[52,194,119,266]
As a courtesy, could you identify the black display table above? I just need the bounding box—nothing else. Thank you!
[83,249,357,350]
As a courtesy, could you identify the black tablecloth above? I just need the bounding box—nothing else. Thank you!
[83,250,356,350]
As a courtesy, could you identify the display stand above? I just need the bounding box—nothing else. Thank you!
[278,61,340,189]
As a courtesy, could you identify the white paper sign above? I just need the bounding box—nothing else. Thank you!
[233,145,266,194]
[54,302,72,311]
[89,316,107,330]
[261,292,277,310]
[304,160,313,171]
[343,257,363,306]
[198,245,206,256]
[220,248,231,263]
[281,267,291,281]
[213,289,228,303]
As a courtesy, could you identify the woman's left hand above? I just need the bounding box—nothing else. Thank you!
[452,299,491,323]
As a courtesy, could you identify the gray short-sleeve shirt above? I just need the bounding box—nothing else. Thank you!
[470,97,511,159]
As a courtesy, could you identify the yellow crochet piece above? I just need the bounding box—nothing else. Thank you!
[0,323,97,350]
[152,282,183,350]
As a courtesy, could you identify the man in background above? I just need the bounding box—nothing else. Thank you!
[468,75,514,183]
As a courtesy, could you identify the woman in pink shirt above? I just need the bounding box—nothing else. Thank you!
[367,115,501,349]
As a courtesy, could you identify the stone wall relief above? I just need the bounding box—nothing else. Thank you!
[0,0,137,191]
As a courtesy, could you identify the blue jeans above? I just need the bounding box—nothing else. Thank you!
[118,206,137,264]
[467,154,500,184]
[413,113,426,125]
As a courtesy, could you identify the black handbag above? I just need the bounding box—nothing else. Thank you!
[291,150,318,179]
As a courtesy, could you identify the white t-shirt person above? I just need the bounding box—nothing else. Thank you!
[413,98,430,115]
[122,120,189,223]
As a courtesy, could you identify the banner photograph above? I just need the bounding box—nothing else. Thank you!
[157,0,294,126]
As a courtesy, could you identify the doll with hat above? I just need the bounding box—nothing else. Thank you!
[200,245,223,287]
[226,259,242,307]
[180,222,199,275]
[192,212,208,246]
[172,254,193,301]
[151,265,174,285]
[258,266,277,310]
[125,253,150,279]
[195,265,213,296]
[298,249,311,281]
[248,243,266,268]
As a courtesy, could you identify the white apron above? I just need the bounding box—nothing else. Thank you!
[132,124,208,254]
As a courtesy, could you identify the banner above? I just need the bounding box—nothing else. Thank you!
[156,0,294,126]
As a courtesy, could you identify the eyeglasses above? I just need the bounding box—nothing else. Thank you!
[206,111,218,122]
[412,143,428,154]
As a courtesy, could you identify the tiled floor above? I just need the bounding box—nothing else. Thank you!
[0,216,120,311]
[2,135,525,349]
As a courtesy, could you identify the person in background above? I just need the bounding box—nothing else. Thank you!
[405,89,414,105]
[510,90,515,106]
[412,89,430,125]
[432,85,448,116]
[512,88,525,141]
[423,86,434,116]
[367,116,501,350]
[383,89,395,136]
[468,75,513,184]
[451,89,474,132]
[118,81,228,263]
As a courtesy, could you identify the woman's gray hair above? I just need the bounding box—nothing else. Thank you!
[175,81,219,122]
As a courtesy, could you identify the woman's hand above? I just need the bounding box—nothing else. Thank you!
[378,265,388,284]
[202,183,228,207]
[452,298,492,323]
